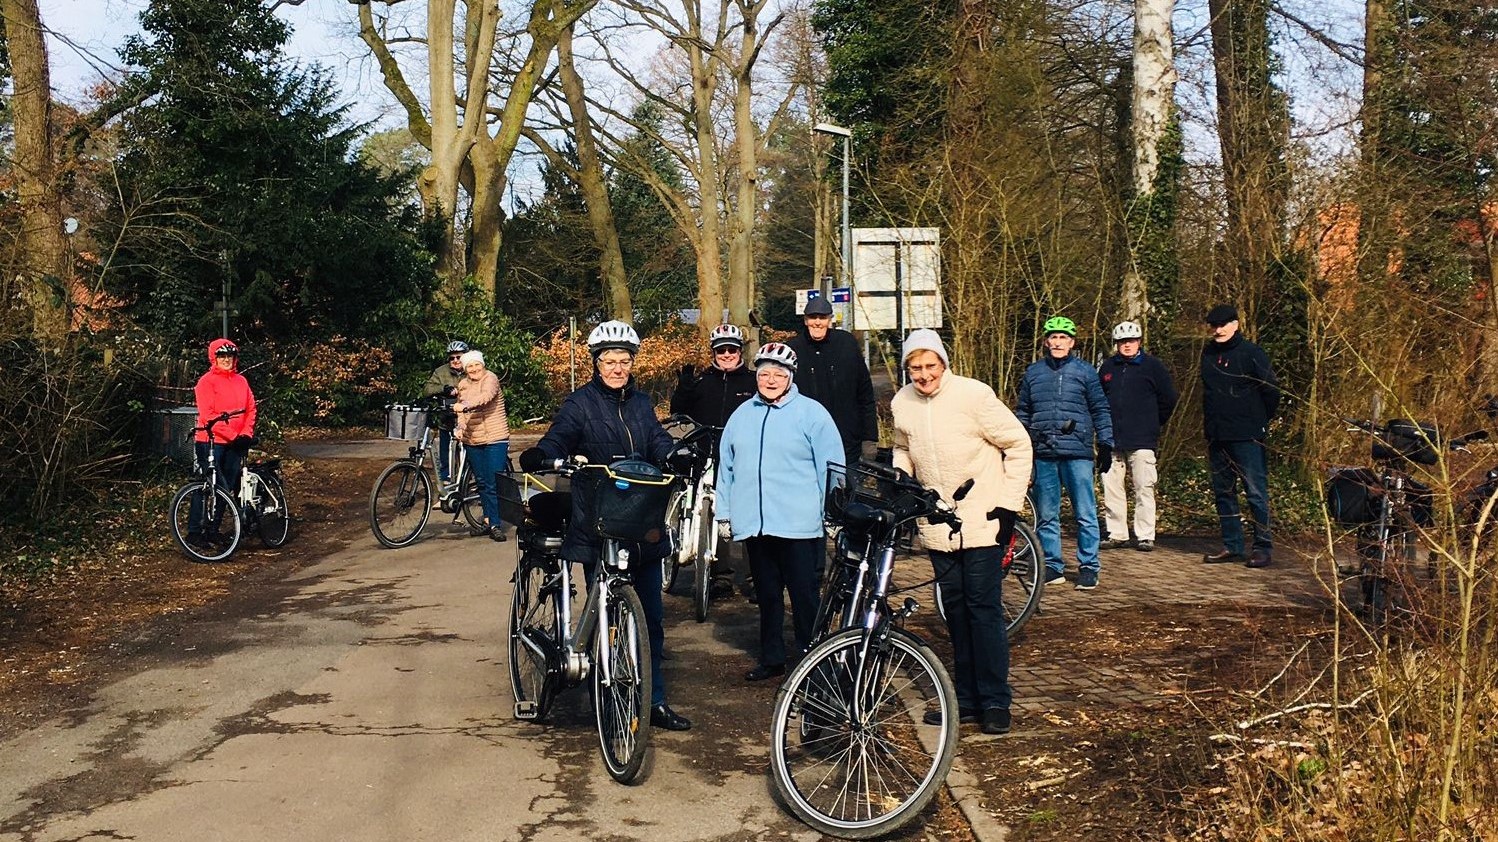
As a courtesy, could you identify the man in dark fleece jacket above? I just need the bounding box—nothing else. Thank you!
[1098,321,1178,552]
[1199,304,1280,569]
[785,296,878,469]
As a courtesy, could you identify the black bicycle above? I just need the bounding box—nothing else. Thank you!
[1328,419,1485,627]
[368,394,483,548]
[768,461,961,838]
[169,410,291,562]
[505,458,676,784]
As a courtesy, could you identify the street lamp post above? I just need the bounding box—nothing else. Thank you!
[813,122,852,329]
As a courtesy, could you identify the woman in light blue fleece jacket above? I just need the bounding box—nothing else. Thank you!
[717,342,845,682]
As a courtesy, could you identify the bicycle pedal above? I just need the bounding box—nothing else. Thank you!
[514,700,539,720]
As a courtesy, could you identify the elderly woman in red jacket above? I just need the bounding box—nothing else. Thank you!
[190,338,257,549]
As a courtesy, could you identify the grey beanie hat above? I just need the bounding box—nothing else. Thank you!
[901,329,949,368]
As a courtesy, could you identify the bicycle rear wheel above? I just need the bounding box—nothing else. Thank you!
[509,551,561,721]
[170,483,243,563]
[1003,521,1044,638]
[370,462,432,548]
[256,476,291,548]
[594,582,652,784]
[458,466,485,531]
[770,627,958,839]
[692,489,715,623]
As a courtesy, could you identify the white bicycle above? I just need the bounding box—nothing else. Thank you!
[662,415,722,623]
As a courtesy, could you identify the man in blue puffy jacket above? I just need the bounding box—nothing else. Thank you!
[1016,316,1115,591]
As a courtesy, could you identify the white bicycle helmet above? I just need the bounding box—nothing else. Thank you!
[587,320,641,356]
[1111,321,1143,341]
[708,323,745,349]
[446,340,469,354]
[754,342,798,372]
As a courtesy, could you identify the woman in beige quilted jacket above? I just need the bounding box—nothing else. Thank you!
[891,329,1032,735]
[453,350,511,541]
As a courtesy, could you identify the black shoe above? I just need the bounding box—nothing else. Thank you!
[1135,540,1154,552]
[469,524,489,537]
[982,708,1012,735]
[744,664,785,682]
[650,704,691,731]
[923,707,981,726]
[489,525,508,542]
[1098,538,1130,550]
[709,577,735,600]
[186,533,213,550]
[1246,550,1272,568]
[1204,549,1245,564]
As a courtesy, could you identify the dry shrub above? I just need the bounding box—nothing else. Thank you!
[536,318,706,410]
[268,335,396,425]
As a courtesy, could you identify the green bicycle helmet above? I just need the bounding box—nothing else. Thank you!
[1042,316,1077,337]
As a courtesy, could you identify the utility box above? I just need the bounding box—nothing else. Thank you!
[851,227,942,331]
[153,406,199,466]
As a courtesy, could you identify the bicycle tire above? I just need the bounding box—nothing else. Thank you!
[594,582,652,784]
[256,476,292,548]
[692,489,714,623]
[1003,521,1044,638]
[663,488,689,594]
[770,627,959,838]
[459,466,485,531]
[170,483,243,563]
[369,462,432,548]
[509,552,561,721]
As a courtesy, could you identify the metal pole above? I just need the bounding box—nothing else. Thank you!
[569,316,577,392]
[221,275,230,338]
[840,134,851,330]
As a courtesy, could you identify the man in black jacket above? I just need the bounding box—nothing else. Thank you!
[785,296,878,469]
[1098,321,1178,552]
[1199,304,1280,569]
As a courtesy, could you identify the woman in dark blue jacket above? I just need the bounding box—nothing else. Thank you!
[520,320,690,732]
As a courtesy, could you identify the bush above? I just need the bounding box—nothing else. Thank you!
[1156,452,1323,536]
[536,317,701,411]
[416,282,553,424]
[262,335,397,427]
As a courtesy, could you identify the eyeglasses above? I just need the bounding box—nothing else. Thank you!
[906,362,944,376]
[714,347,741,355]
[598,358,634,370]
[449,354,464,361]
[756,368,790,381]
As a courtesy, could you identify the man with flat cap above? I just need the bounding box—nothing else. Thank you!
[786,295,878,470]
[1200,303,1280,568]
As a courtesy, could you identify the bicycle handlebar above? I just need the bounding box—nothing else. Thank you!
[194,408,247,434]
[1343,418,1489,451]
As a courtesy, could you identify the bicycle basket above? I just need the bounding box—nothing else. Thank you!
[385,404,428,441]
[578,459,676,543]
[824,462,923,523]
[1374,419,1440,466]
[496,472,570,533]
[1325,468,1381,525]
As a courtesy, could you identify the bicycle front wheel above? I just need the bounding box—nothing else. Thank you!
[369,462,432,548]
[663,488,689,594]
[256,476,291,548]
[770,627,959,839]
[509,552,561,721]
[170,483,243,563]
[692,490,715,623]
[1003,521,1044,638]
[593,582,653,784]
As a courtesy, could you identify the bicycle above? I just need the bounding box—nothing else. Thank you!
[1329,418,1485,628]
[504,457,677,785]
[368,394,484,548]
[169,410,291,562]
[661,414,722,623]
[768,461,961,838]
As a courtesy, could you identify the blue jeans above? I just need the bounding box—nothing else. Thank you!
[462,440,509,529]
[1208,440,1271,554]
[930,545,1012,711]
[190,441,243,536]
[1033,457,1100,575]
[437,429,453,482]
[745,536,822,667]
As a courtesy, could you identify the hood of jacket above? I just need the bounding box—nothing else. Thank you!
[207,338,239,373]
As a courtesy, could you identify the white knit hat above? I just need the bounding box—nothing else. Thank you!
[459,350,485,367]
[901,329,949,368]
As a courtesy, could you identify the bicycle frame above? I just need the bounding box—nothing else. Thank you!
[407,417,473,512]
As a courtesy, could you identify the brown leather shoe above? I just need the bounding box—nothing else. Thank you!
[1203,549,1246,564]
[1245,550,1272,568]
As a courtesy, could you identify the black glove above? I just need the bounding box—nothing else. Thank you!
[442,384,458,398]
[518,447,551,472]
[230,434,257,453]
[1096,444,1113,474]
[678,364,695,385]
[989,507,1017,550]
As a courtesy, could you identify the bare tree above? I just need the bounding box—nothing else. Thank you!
[1118,0,1179,331]
[2,0,68,342]
[353,0,596,300]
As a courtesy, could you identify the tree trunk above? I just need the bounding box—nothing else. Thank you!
[3,0,69,343]
[558,25,632,322]
[1120,0,1178,332]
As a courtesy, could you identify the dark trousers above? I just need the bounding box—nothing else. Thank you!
[746,536,821,667]
[190,441,243,536]
[1208,439,1272,554]
[930,545,1012,712]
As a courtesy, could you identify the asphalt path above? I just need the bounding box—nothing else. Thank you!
[0,439,844,842]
